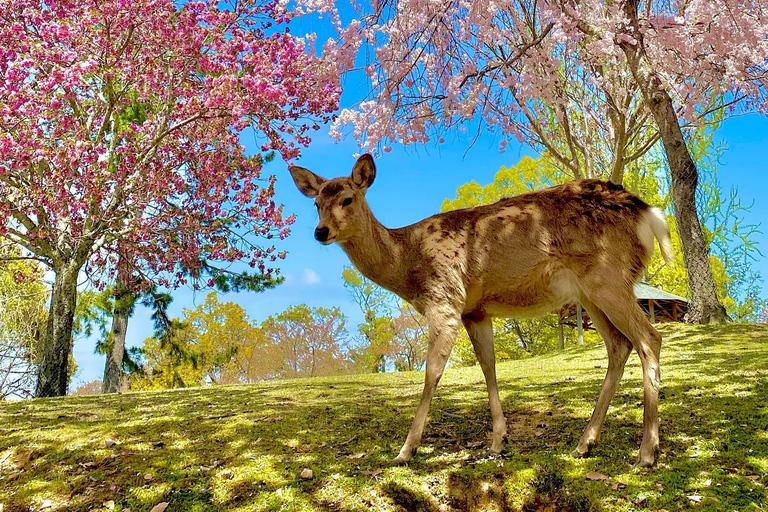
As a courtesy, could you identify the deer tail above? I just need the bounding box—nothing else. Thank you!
[644,207,673,264]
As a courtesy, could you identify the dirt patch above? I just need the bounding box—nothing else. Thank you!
[505,408,566,449]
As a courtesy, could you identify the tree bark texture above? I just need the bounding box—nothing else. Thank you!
[35,265,78,397]
[102,304,129,393]
[102,263,137,393]
[642,88,728,323]
[622,44,729,324]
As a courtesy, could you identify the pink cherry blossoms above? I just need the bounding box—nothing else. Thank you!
[327,0,768,155]
[0,0,341,285]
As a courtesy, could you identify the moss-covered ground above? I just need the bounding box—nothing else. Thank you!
[2,323,767,511]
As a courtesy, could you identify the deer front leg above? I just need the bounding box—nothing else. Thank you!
[463,314,506,454]
[394,309,460,464]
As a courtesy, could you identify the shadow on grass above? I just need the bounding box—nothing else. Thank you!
[1,324,767,511]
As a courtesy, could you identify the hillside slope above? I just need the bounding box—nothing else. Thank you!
[1,324,767,511]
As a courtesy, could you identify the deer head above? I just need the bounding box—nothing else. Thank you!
[289,154,377,244]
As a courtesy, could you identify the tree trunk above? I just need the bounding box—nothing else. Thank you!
[642,88,728,323]
[102,266,136,394]
[667,154,729,324]
[35,264,79,397]
[102,305,129,393]
[622,44,729,324]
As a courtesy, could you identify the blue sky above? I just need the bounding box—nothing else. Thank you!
[70,110,768,388]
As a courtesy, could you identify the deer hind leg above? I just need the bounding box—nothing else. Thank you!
[463,314,506,454]
[394,306,461,464]
[590,289,662,467]
[572,297,632,458]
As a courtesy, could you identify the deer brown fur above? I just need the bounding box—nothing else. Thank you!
[290,154,672,467]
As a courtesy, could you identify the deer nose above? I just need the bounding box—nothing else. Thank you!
[314,226,330,242]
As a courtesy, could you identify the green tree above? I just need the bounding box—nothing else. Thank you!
[183,292,271,384]
[441,156,568,212]
[342,267,428,372]
[0,242,49,399]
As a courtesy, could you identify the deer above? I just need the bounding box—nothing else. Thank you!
[289,153,672,467]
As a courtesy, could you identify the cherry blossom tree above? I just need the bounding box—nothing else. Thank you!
[328,0,768,324]
[0,0,341,396]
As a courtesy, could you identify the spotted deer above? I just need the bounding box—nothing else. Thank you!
[290,154,672,467]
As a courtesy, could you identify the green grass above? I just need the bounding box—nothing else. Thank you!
[2,323,768,511]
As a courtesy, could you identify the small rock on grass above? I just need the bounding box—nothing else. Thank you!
[300,468,314,479]
[150,503,169,512]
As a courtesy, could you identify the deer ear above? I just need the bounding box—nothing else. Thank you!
[350,154,376,191]
[289,165,325,198]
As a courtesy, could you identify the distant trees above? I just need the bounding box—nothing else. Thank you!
[132,294,352,389]
[126,275,431,390]
[71,380,103,396]
[342,267,428,372]
[261,304,351,378]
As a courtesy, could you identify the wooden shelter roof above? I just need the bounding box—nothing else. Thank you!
[557,282,689,347]
[633,282,688,303]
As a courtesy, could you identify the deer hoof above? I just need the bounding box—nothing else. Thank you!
[636,439,659,468]
[571,439,595,459]
[635,454,656,468]
[636,448,658,468]
[393,446,416,465]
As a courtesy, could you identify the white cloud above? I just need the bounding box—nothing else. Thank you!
[302,268,321,285]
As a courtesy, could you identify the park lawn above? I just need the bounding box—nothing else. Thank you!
[1,323,767,512]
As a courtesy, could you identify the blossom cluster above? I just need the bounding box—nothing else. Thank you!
[325,0,768,159]
[0,0,341,287]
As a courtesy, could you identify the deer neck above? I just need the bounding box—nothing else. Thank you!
[339,206,410,297]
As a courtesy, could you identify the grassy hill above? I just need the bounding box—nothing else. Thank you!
[1,323,767,512]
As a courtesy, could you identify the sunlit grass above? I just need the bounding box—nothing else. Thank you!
[1,323,767,511]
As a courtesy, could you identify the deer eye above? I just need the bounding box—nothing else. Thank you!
[341,197,353,207]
